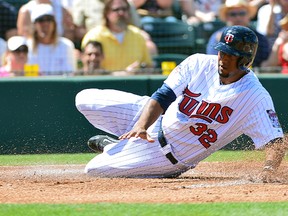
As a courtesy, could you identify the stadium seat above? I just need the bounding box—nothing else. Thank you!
[153,53,189,74]
[142,20,196,55]
[192,20,226,53]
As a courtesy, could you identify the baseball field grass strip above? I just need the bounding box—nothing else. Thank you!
[0,202,287,216]
[1,150,285,166]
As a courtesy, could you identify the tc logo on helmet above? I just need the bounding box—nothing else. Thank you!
[224,33,234,44]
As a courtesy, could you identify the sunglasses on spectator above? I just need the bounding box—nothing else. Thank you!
[35,15,54,23]
[227,11,247,17]
[12,45,29,54]
[110,6,128,13]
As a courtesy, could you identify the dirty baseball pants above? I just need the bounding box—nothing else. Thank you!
[75,89,189,178]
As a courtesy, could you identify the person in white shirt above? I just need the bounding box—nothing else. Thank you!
[26,3,76,76]
[17,0,75,41]
[256,0,288,50]
[0,38,7,67]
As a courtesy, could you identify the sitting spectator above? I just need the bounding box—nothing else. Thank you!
[0,38,6,66]
[72,0,141,43]
[206,0,270,68]
[261,14,288,73]
[60,0,75,12]
[0,36,28,77]
[17,0,75,41]
[248,0,268,21]
[76,40,107,75]
[81,0,153,72]
[0,0,18,40]
[256,0,288,50]
[26,3,76,75]
[132,0,180,23]
[193,0,225,22]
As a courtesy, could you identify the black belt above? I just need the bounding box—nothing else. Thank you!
[158,120,178,165]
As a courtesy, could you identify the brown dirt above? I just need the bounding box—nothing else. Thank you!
[0,161,287,204]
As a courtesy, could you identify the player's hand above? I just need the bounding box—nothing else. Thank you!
[119,127,155,142]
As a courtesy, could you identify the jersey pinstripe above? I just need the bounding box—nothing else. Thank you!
[75,53,283,177]
[163,54,283,166]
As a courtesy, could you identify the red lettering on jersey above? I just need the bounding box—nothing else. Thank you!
[196,101,208,115]
[179,88,234,124]
[202,103,221,120]
[179,97,199,116]
[216,106,234,123]
[190,114,213,123]
[183,87,201,97]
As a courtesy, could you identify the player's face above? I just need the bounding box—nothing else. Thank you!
[218,51,239,78]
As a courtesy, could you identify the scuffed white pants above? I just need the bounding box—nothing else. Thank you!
[75,89,189,178]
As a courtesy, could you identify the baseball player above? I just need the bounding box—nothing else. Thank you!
[75,26,287,181]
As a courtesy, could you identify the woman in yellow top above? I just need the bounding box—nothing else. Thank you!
[81,0,154,73]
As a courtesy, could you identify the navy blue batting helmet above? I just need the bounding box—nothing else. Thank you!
[214,25,258,69]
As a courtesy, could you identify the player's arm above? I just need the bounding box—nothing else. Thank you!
[119,83,176,142]
[260,137,288,182]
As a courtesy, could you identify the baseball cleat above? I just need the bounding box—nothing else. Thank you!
[87,135,119,152]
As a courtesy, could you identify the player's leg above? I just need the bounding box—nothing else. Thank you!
[84,132,189,178]
[75,88,149,136]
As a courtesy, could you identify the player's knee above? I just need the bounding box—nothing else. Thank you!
[75,89,91,110]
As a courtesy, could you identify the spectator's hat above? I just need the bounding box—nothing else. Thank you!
[219,0,257,22]
[31,3,54,23]
[7,36,28,52]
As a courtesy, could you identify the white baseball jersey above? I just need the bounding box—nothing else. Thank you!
[75,53,283,178]
[162,54,283,166]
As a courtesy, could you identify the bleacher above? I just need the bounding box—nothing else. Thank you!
[142,19,226,72]
[1,1,282,75]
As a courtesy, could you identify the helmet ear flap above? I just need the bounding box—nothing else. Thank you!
[238,56,251,70]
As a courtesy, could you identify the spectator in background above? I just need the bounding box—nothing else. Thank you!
[261,14,288,73]
[26,3,76,76]
[81,0,153,73]
[76,40,107,75]
[0,38,6,67]
[60,0,75,12]
[0,0,18,40]
[17,0,75,41]
[0,36,28,77]
[193,0,225,22]
[132,0,179,23]
[256,0,288,50]
[206,0,270,68]
[72,0,141,44]
[248,0,269,21]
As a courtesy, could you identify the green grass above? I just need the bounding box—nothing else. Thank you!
[0,202,287,216]
[0,150,287,166]
[0,153,94,166]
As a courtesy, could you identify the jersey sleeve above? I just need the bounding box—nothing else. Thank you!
[164,54,199,96]
[243,97,284,149]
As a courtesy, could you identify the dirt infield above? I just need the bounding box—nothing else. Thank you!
[0,161,287,204]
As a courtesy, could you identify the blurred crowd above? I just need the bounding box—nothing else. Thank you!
[0,0,288,76]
